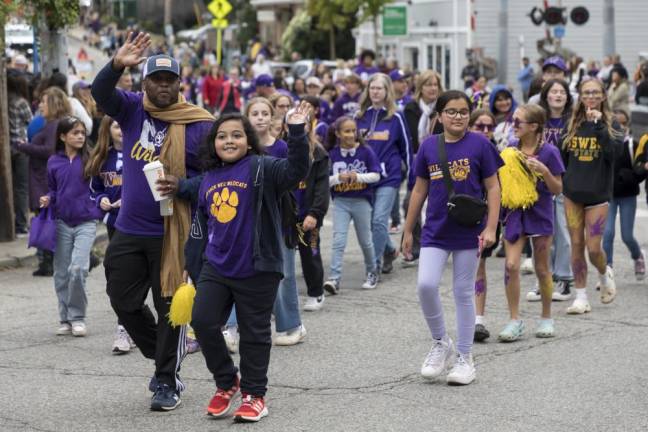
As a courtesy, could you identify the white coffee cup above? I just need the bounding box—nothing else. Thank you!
[142,160,165,201]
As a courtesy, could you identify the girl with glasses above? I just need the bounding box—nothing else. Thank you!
[402,91,503,385]
[561,77,624,314]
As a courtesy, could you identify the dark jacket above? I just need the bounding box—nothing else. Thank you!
[404,100,443,154]
[300,144,330,227]
[18,120,58,211]
[613,134,648,198]
[183,124,310,282]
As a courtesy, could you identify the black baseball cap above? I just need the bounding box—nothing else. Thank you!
[142,55,180,79]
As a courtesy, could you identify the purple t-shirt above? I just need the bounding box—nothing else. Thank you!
[414,132,504,250]
[198,156,255,278]
[543,117,566,148]
[503,144,565,242]
[329,145,381,202]
[265,139,288,159]
[111,91,213,236]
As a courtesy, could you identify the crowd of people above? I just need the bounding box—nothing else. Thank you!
[7,28,648,423]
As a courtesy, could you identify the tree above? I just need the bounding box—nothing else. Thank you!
[351,0,393,52]
[32,0,80,76]
[306,0,358,59]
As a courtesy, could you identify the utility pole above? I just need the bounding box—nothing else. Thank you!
[602,0,615,56]
[0,27,16,241]
[497,0,508,84]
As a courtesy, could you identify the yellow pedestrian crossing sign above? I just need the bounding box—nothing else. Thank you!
[208,0,232,19]
[212,18,228,29]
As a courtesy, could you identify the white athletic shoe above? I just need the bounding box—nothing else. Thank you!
[112,325,131,354]
[274,324,307,346]
[446,353,476,385]
[223,326,239,354]
[566,298,592,314]
[421,337,455,380]
[521,257,535,275]
[303,295,325,311]
[600,266,617,304]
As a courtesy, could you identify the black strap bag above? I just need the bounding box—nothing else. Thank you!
[436,134,488,227]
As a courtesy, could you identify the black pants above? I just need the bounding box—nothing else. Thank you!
[191,262,280,397]
[402,190,422,259]
[298,227,324,297]
[104,230,187,390]
[11,150,29,231]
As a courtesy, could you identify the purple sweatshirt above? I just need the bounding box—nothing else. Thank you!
[355,106,413,188]
[47,153,103,226]
[330,92,361,122]
[90,147,123,228]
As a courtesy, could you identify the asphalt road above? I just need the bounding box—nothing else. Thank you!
[2,204,648,432]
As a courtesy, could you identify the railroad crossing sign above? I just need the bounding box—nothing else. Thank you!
[208,0,232,20]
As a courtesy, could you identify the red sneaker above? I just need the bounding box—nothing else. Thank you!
[233,394,268,422]
[206,376,240,417]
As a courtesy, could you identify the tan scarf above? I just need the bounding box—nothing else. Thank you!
[143,93,214,297]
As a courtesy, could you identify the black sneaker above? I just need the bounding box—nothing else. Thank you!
[32,266,53,277]
[323,279,340,295]
[148,375,158,393]
[552,279,573,301]
[382,250,398,274]
[151,384,181,411]
[474,324,490,342]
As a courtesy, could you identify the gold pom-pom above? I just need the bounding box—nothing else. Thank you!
[168,282,196,327]
[499,147,541,210]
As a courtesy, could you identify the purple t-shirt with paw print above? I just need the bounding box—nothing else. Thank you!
[414,132,504,250]
[198,156,255,278]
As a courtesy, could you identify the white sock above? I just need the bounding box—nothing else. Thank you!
[475,315,485,326]
[575,288,588,301]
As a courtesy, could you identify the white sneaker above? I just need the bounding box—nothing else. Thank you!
[566,298,592,314]
[526,282,541,302]
[420,337,455,380]
[521,257,534,275]
[223,326,239,354]
[56,323,72,336]
[71,321,87,337]
[303,295,325,311]
[361,272,379,289]
[600,266,617,304]
[112,325,131,354]
[274,324,307,346]
[446,353,476,385]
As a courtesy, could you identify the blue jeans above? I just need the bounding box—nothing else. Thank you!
[226,243,301,333]
[53,220,97,323]
[551,194,573,280]
[372,186,397,266]
[603,195,642,266]
[329,197,376,280]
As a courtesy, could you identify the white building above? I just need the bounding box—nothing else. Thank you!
[356,0,648,97]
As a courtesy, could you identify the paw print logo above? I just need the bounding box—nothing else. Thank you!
[210,187,239,223]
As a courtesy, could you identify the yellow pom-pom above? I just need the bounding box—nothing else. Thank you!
[168,282,196,327]
[499,147,540,210]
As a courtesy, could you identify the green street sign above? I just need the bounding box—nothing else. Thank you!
[383,6,407,36]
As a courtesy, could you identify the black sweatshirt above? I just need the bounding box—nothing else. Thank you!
[611,135,647,198]
[561,121,621,204]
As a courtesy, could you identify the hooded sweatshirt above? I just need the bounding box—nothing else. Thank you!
[489,84,518,150]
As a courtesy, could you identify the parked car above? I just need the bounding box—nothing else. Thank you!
[291,60,338,79]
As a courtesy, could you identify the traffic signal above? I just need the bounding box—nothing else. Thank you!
[544,7,566,25]
[570,7,589,25]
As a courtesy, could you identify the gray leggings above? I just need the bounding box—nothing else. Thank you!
[417,247,480,355]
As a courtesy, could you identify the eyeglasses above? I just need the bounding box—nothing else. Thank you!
[443,109,470,118]
[582,90,603,98]
[473,123,495,132]
[276,104,291,109]
[513,118,535,128]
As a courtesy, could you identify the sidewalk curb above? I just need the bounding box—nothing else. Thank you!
[0,232,109,271]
